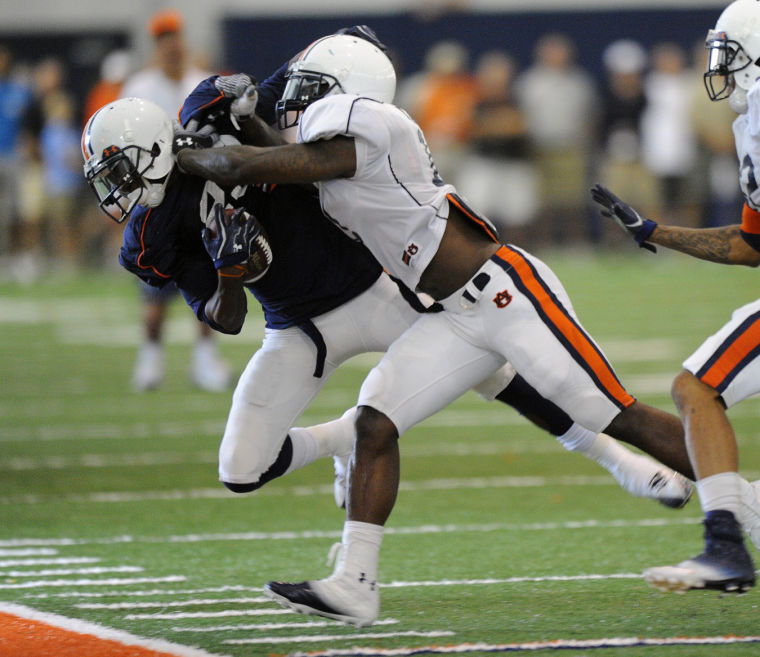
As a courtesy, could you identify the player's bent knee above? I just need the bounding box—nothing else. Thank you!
[671,370,716,409]
[220,435,294,494]
[355,405,398,452]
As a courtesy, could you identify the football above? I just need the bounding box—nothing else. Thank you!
[243,224,274,283]
[216,207,273,283]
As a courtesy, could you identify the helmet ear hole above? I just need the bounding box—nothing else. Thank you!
[151,142,161,157]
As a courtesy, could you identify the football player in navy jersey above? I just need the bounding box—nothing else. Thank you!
[82,29,693,540]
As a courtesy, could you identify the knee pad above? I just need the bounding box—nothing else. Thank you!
[221,435,293,494]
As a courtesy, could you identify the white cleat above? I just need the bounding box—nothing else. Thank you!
[740,478,760,552]
[644,511,755,594]
[131,341,165,391]
[191,339,233,392]
[265,573,379,628]
[646,469,694,509]
[333,453,349,509]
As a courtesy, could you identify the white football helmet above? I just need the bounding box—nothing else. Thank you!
[82,97,174,222]
[704,0,760,113]
[275,34,396,129]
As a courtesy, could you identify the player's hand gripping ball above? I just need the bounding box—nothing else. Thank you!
[203,204,273,283]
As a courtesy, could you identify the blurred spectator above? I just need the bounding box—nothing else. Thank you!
[37,62,85,272]
[403,40,478,185]
[83,49,133,125]
[456,50,537,241]
[688,40,742,228]
[640,42,699,223]
[117,8,232,392]
[592,39,659,247]
[514,33,598,247]
[0,44,33,259]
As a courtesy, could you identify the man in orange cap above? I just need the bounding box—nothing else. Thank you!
[119,9,232,392]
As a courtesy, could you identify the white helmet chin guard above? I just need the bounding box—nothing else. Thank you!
[704,0,760,113]
[82,97,174,222]
[276,34,396,130]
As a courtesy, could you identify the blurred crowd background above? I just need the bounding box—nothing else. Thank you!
[0,3,741,283]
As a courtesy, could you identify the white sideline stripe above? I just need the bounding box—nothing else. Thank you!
[28,585,262,598]
[125,609,293,620]
[0,474,667,505]
[0,575,186,589]
[289,635,760,656]
[0,565,142,577]
[384,573,641,587]
[76,597,269,609]
[224,631,455,646]
[0,548,58,556]
[0,517,701,548]
[1,451,218,471]
[0,602,232,657]
[0,557,99,567]
[176,619,400,633]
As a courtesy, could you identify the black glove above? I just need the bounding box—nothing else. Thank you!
[202,203,262,270]
[172,119,218,155]
[336,25,388,52]
[590,183,658,253]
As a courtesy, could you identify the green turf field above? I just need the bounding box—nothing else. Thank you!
[2,250,760,656]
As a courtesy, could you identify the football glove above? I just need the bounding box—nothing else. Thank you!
[202,203,263,272]
[172,118,218,155]
[590,183,658,253]
[214,73,259,128]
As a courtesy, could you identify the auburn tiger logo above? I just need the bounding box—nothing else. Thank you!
[493,290,512,308]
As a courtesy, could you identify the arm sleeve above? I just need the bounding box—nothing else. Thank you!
[298,96,391,178]
[256,61,290,126]
[741,203,760,253]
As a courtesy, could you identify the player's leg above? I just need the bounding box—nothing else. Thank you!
[132,281,172,391]
[267,312,504,626]
[488,369,692,507]
[643,300,760,592]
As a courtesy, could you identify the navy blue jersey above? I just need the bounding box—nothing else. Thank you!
[119,172,382,332]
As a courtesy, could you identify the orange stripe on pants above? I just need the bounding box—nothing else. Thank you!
[700,317,760,389]
[496,246,634,409]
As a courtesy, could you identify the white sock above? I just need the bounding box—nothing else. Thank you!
[557,426,667,498]
[294,407,356,459]
[697,471,743,517]
[332,520,383,585]
[283,428,320,474]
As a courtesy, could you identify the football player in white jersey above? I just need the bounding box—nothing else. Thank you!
[590,0,760,594]
[175,34,733,626]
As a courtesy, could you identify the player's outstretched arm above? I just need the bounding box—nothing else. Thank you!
[176,137,357,187]
[590,183,760,266]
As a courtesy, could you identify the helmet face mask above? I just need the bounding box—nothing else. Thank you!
[703,0,760,113]
[82,97,174,223]
[274,34,396,130]
[276,70,341,130]
[84,144,163,223]
[704,30,748,101]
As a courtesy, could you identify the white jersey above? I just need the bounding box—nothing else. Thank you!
[297,94,456,291]
[732,80,760,211]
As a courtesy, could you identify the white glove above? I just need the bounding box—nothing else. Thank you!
[214,74,258,129]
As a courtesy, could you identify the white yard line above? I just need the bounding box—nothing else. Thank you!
[176,619,400,632]
[224,630,455,645]
[0,473,697,505]
[0,575,186,589]
[286,635,760,656]
[76,597,269,609]
[0,517,702,549]
[0,565,142,577]
[125,609,294,620]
